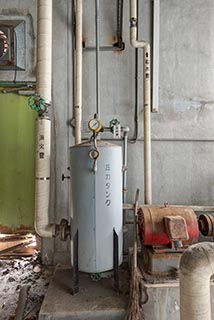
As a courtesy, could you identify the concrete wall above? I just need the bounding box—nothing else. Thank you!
[1,0,214,263]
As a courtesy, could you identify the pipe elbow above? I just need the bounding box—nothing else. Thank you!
[180,242,214,275]
[180,242,214,320]
[130,38,146,49]
[35,222,55,238]
[130,29,147,48]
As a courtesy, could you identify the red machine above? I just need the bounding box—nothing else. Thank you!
[137,205,199,274]
[138,206,199,249]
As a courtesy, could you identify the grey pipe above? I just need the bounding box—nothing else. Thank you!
[95,0,100,117]
[14,285,30,320]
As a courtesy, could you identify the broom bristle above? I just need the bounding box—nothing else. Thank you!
[125,268,142,320]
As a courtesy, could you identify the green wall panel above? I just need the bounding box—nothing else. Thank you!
[0,89,36,233]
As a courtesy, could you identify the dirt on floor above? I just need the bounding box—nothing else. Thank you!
[0,252,54,320]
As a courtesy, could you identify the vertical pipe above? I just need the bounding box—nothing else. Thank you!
[75,0,82,144]
[152,0,160,113]
[123,128,129,203]
[117,0,124,48]
[95,0,100,117]
[35,0,54,237]
[36,0,52,102]
[129,0,152,204]
[144,44,152,205]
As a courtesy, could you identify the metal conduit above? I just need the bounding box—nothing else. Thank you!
[95,0,100,117]
[117,0,124,48]
[74,0,83,144]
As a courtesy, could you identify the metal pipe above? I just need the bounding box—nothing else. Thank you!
[130,0,152,204]
[35,0,55,238]
[152,0,160,113]
[180,242,214,320]
[123,203,214,212]
[144,44,152,204]
[75,0,83,144]
[95,0,100,117]
[117,0,124,48]
[128,0,139,143]
[14,285,30,320]
[122,127,129,203]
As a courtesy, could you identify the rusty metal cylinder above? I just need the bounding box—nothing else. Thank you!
[138,206,199,247]
[198,214,214,236]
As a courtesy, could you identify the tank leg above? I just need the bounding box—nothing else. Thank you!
[113,229,119,292]
[72,230,79,295]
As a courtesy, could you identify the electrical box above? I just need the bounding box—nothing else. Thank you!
[0,20,25,70]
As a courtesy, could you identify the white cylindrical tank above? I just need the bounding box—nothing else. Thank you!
[70,141,123,273]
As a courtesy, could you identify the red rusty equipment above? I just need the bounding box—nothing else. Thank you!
[198,214,214,236]
[138,206,199,249]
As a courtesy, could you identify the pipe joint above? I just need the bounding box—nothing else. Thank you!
[130,17,137,28]
[55,219,71,241]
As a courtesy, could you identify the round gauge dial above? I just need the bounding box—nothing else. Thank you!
[88,118,102,132]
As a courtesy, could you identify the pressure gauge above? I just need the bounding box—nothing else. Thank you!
[88,118,102,132]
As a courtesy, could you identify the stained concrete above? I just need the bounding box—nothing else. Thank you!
[39,263,214,320]
[39,266,129,320]
[143,281,214,320]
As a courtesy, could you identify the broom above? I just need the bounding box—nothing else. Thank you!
[125,189,143,320]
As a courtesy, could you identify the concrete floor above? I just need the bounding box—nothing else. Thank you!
[39,265,129,320]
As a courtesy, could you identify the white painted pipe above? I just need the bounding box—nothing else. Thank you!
[143,44,152,205]
[35,0,54,237]
[36,0,52,102]
[180,242,214,320]
[152,0,160,113]
[130,0,152,204]
[74,0,83,144]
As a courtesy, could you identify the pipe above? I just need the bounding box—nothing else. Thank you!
[128,0,139,144]
[35,0,55,237]
[152,0,160,113]
[14,285,30,320]
[130,0,152,204]
[123,203,214,212]
[75,0,83,144]
[180,242,214,320]
[143,44,152,204]
[123,127,129,203]
[95,0,100,117]
[116,0,124,48]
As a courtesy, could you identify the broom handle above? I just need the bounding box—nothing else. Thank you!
[133,189,140,270]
